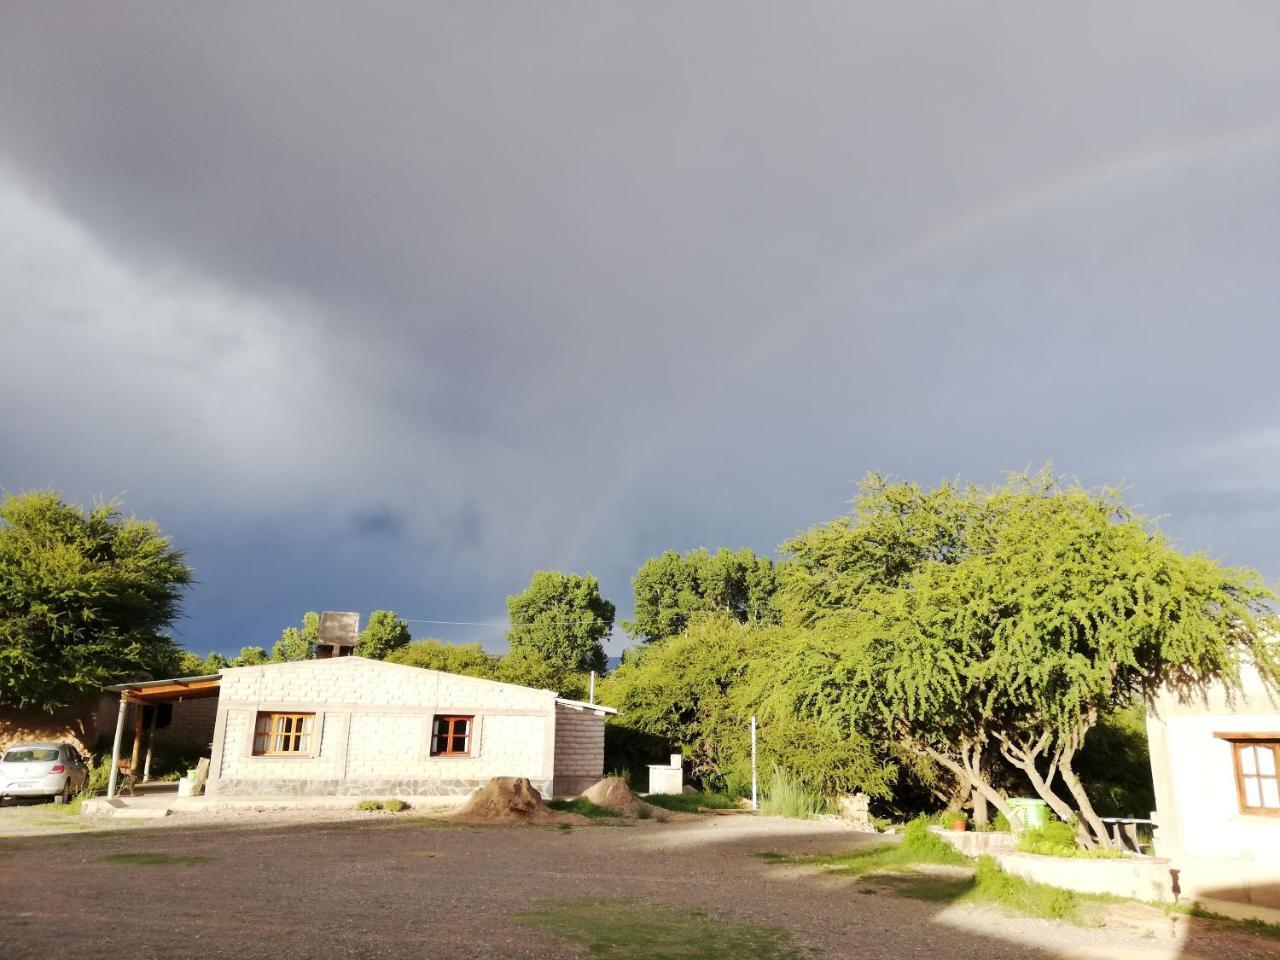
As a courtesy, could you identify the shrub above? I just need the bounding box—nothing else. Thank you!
[356,800,384,812]
[900,816,969,862]
[383,799,408,813]
[1017,820,1123,859]
[971,855,1080,921]
[760,766,826,819]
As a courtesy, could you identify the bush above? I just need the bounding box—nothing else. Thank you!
[1016,820,1122,859]
[645,791,736,814]
[901,816,969,862]
[760,766,826,819]
[356,800,384,811]
[384,799,408,813]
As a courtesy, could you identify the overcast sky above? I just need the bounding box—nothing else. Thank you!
[2,3,1279,658]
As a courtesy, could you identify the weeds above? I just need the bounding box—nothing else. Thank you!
[383,799,409,813]
[516,898,807,960]
[356,800,384,811]
[760,766,826,819]
[99,852,211,866]
[644,792,735,814]
[547,798,622,819]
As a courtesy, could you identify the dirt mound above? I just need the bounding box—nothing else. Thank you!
[452,777,553,823]
[583,776,654,818]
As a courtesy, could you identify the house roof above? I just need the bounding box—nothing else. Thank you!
[106,673,222,702]
[554,696,618,716]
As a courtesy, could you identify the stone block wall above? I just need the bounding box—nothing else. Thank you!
[207,657,557,797]
[552,702,605,797]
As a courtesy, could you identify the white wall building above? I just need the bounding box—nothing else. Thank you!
[191,657,613,799]
[1146,657,1280,914]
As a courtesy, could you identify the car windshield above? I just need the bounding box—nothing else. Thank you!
[2,748,59,763]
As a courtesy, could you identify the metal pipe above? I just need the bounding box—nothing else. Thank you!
[107,696,128,798]
[750,714,758,811]
[589,670,596,705]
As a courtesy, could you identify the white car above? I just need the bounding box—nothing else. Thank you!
[0,742,90,804]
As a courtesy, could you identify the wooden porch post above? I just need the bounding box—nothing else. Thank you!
[142,706,158,782]
[107,696,128,798]
[129,702,145,775]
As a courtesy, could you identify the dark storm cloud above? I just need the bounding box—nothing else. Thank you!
[2,3,1280,653]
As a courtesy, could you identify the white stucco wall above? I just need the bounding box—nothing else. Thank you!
[207,657,557,797]
[552,702,605,796]
[1147,659,1280,910]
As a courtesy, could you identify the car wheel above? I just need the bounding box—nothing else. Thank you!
[54,781,71,805]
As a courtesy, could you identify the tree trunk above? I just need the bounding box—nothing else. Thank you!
[1059,750,1113,849]
[972,787,989,827]
[1058,712,1114,849]
[923,742,1025,832]
[996,732,1096,848]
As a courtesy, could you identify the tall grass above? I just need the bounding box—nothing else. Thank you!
[760,766,826,819]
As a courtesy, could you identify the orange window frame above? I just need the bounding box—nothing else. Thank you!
[1231,740,1280,817]
[252,712,316,757]
[431,715,473,757]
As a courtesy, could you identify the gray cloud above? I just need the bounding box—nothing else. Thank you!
[1,3,1279,653]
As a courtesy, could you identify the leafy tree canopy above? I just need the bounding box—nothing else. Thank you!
[625,547,780,643]
[0,491,192,710]
[356,610,412,660]
[506,571,614,677]
[786,468,1276,843]
[272,611,319,662]
[386,638,500,678]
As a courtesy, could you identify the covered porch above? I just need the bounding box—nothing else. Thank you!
[104,673,221,798]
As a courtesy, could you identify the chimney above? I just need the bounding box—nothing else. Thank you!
[315,611,360,659]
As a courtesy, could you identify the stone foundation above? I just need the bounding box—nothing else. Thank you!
[206,776,553,798]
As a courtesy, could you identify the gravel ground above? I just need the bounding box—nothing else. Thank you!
[0,811,1274,960]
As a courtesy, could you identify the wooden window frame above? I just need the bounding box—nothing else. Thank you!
[252,711,318,758]
[1225,737,1280,818]
[429,715,474,758]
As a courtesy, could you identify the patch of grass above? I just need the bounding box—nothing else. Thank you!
[383,799,408,813]
[356,800,384,811]
[644,791,736,814]
[99,852,211,866]
[870,873,975,902]
[1181,905,1280,942]
[547,798,622,819]
[516,897,808,960]
[781,817,968,876]
[760,766,826,819]
[966,855,1082,921]
[1016,820,1122,859]
[557,822,573,832]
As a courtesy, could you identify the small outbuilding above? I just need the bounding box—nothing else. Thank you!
[109,656,615,800]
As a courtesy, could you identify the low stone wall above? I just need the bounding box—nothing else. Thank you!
[206,776,553,798]
[996,851,1176,903]
[932,827,1018,857]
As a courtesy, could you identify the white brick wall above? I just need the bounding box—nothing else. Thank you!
[211,657,556,788]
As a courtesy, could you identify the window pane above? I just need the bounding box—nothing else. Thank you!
[434,734,450,754]
[297,735,310,754]
[452,734,467,753]
[1258,748,1276,776]
[1241,747,1257,775]
[1245,777,1262,807]
[1262,778,1280,809]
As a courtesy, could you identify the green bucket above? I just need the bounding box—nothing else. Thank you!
[1007,797,1050,830]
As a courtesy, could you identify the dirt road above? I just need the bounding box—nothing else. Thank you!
[0,812,1271,959]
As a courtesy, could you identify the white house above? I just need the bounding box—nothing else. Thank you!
[1146,656,1280,916]
[107,656,614,800]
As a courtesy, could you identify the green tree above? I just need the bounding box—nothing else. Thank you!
[626,548,780,643]
[272,611,319,662]
[355,610,412,660]
[386,638,500,678]
[599,618,892,797]
[233,645,269,666]
[506,571,614,677]
[0,491,193,709]
[786,469,1276,844]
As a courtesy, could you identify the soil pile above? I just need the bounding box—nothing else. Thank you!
[583,776,654,818]
[452,777,552,823]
